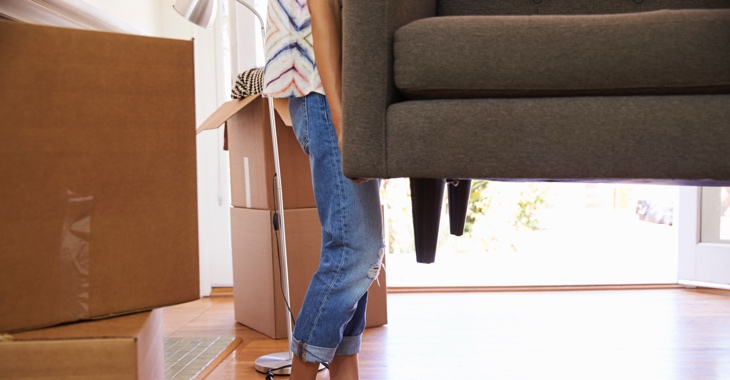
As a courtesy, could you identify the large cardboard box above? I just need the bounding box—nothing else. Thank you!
[0,310,163,380]
[0,21,199,332]
[197,95,316,210]
[230,207,387,339]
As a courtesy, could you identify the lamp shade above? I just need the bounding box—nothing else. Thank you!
[173,0,217,29]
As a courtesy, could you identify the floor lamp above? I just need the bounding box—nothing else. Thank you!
[174,0,300,375]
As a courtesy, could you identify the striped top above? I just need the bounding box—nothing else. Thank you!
[263,0,324,98]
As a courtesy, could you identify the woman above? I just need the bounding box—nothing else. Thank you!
[263,1,385,379]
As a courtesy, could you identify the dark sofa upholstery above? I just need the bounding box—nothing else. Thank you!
[341,0,730,263]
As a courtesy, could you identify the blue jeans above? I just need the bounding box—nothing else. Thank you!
[288,93,385,363]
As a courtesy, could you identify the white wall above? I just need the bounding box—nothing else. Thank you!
[233,0,266,71]
[81,0,162,35]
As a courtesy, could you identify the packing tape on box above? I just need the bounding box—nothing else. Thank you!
[58,191,93,321]
[244,157,251,208]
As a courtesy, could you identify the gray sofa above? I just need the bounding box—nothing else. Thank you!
[341,0,730,263]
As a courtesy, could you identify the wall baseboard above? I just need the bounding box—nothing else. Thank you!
[210,287,234,297]
[387,283,684,294]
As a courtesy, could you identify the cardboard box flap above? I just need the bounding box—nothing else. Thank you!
[196,95,292,134]
[274,98,292,126]
[7,310,159,342]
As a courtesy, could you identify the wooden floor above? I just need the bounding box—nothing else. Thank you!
[162,287,730,380]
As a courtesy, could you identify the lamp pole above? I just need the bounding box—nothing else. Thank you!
[235,3,295,374]
[229,1,297,374]
[174,0,306,375]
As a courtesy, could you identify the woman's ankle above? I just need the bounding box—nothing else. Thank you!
[289,355,320,380]
[329,354,359,380]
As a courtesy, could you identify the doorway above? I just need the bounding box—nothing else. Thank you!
[678,186,730,289]
[383,180,679,288]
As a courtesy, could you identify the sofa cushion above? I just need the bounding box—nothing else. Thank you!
[384,95,730,183]
[394,9,730,99]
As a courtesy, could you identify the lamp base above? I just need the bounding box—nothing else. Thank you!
[254,352,325,375]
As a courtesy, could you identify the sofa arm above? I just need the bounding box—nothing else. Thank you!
[342,0,436,178]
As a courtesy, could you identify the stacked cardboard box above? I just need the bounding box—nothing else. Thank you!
[0,21,200,378]
[197,95,388,339]
[0,310,164,379]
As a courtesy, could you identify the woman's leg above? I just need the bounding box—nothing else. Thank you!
[288,93,384,369]
[290,356,320,380]
[329,354,359,380]
[290,353,359,380]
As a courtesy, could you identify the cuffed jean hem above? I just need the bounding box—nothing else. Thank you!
[291,335,362,363]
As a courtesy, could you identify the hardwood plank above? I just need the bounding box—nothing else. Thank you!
[162,288,730,380]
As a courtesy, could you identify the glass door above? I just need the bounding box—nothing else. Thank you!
[678,186,730,289]
[384,180,679,287]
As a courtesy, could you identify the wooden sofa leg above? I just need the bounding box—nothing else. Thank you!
[447,179,472,236]
[409,178,445,264]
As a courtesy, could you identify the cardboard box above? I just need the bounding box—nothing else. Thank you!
[0,310,163,380]
[197,95,316,210]
[230,207,387,339]
[0,21,200,332]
